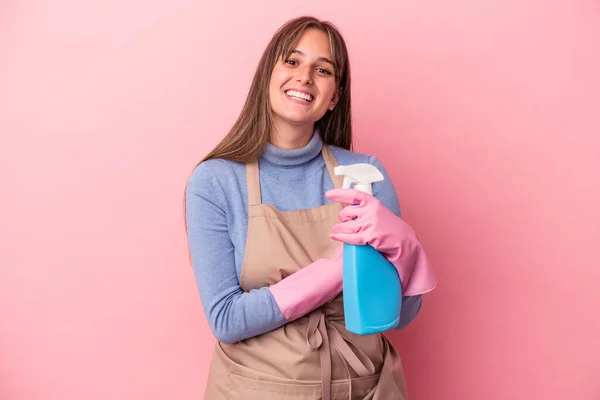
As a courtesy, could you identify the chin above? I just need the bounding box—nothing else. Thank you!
[285,116,319,126]
[272,110,311,124]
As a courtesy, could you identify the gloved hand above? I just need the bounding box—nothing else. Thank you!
[325,188,436,296]
[268,244,343,322]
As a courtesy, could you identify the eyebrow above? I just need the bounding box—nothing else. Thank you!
[290,50,334,66]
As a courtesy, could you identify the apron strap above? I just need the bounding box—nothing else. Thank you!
[307,309,376,400]
[321,144,344,190]
[245,161,261,206]
[307,311,333,400]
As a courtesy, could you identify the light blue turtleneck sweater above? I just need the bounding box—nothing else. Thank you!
[185,133,422,343]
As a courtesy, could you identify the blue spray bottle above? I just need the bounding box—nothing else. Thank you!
[334,164,402,335]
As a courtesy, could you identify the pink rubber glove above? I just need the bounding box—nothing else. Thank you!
[268,244,343,322]
[325,189,437,296]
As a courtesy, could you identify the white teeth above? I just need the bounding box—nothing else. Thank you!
[286,90,313,102]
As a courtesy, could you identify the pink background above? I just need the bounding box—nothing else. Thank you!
[1,1,599,399]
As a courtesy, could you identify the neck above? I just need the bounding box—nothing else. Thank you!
[262,131,322,167]
[269,118,315,149]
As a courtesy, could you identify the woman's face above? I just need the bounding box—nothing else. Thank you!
[269,28,339,131]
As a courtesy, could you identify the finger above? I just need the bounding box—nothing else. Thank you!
[339,206,361,222]
[325,189,366,206]
[331,220,362,235]
[329,233,365,246]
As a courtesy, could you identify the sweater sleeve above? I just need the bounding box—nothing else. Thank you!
[368,155,424,330]
[185,163,287,344]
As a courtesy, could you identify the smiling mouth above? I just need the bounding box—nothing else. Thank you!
[285,90,314,102]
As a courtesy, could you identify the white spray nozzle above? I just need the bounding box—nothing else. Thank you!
[334,163,384,195]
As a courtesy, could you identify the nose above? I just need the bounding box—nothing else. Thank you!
[295,64,313,85]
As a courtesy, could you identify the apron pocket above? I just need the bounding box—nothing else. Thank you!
[230,371,322,399]
[230,371,381,400]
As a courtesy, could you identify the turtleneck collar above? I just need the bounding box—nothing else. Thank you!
[261,131,323,167]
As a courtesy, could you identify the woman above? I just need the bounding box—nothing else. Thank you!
[185,15,436,399]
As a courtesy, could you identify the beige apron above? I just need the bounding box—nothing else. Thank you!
[204,145,409,400]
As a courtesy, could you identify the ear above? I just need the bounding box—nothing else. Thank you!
[328,87,343,111]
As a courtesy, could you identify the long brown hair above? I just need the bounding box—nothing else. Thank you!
[201,15,353,164]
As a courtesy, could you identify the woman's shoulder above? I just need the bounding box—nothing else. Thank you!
[328,145,386,169]
[190,157,244,175]
[186,157,246,194]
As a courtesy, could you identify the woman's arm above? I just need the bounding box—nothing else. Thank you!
[186,164,286,343]
[186,163,342,343]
